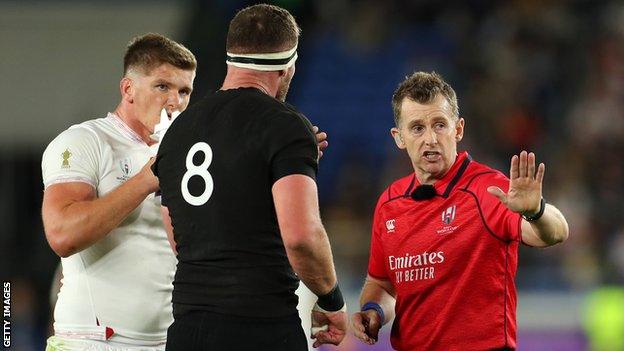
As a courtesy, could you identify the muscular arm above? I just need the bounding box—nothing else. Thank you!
[521,204,569,247]
[272,174,337,296]
[42,161,158,258]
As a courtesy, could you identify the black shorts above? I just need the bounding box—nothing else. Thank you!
[166,311,307,351]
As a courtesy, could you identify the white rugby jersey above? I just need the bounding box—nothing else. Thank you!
[41,113,176,345]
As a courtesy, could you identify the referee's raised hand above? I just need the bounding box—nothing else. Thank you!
[487,150,545,216]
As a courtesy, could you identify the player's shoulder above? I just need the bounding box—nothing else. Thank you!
[46,117,106,148]
[461,158,508,192]
[376,173,414,208]
[235,89,313,135]
[42,117,106,167]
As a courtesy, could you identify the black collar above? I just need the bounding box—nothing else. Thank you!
[405,154,472,201]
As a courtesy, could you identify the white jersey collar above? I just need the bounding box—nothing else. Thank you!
[107,113,145,144]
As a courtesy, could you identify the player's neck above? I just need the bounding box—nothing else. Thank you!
[221,68,278,97]
[112,105,156,146]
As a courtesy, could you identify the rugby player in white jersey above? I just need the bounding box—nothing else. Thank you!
[41,33,196,351]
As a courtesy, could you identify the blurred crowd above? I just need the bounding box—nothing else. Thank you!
[285,0,624,293]
[2,0,623,349]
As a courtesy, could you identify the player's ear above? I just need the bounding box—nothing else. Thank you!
[278,65,295,78]
[391,127,406,149]
[278,68,288,78]
[120,77,134,104]
[455,117,465,142]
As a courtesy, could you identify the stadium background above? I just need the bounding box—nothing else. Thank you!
[1,0,623,350]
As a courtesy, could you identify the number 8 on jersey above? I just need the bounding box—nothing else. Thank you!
[181,142,214,206]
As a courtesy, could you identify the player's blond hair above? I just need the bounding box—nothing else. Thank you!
[123,33,196,76]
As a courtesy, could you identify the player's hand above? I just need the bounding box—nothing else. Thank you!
[137,157,159,194]
[351,310,382,345]
[313,125,328,160]
[487,150,544,215]
[310,303,347,348]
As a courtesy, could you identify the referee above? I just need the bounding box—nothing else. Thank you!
[153,4,347,351]
[351,72,569,350]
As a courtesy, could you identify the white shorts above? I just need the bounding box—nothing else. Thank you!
[46,336,166,351]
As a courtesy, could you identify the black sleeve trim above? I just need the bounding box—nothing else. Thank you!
[271,157,317,184]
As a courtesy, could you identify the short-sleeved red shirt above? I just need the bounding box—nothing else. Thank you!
[368,152,522,351]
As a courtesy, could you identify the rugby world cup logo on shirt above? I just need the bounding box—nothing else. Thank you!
[441,205,456,225]
[437,204,460,235]
[61,149,72,168]
[386,219,396,233]
[116,157,132,182]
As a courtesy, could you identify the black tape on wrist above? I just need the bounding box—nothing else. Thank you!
[522,197,546,222]
[317,283,345,312]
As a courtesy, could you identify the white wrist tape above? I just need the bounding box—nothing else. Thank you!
[310,302,347,335]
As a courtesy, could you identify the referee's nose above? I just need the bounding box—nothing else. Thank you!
[424,127,438,145]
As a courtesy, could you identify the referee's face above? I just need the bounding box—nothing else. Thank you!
[391,95,464,184]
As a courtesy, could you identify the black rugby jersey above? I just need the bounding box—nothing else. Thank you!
[153,87,318,318]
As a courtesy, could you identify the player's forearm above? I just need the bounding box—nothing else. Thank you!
[284,225,338,296]
[45,175,153,257]
[286,227,337,296]
[359,277,396,325]
[273,175,340,295]
[529,204,569,246]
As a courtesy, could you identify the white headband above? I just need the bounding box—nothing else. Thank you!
[226,46,298,71]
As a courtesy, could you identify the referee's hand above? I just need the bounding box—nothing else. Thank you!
[351,310,381,345]
[487,150,544,215]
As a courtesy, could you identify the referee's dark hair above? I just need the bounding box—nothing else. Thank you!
[226,4,301,54]
[392,71,459,126]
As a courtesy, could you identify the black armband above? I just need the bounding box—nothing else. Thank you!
[522,198,545,222]
[317,283,345,312]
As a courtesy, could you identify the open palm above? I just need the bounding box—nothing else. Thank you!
[487,151,544,215]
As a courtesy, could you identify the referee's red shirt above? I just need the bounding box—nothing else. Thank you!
[368,152,522,351]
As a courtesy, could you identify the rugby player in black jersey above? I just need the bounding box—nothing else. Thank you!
[153,4,348,350]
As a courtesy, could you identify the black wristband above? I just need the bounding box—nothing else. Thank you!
[317,283,345,312]
[522,198,545,222]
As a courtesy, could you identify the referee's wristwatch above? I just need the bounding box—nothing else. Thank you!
[522,198,545,222]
